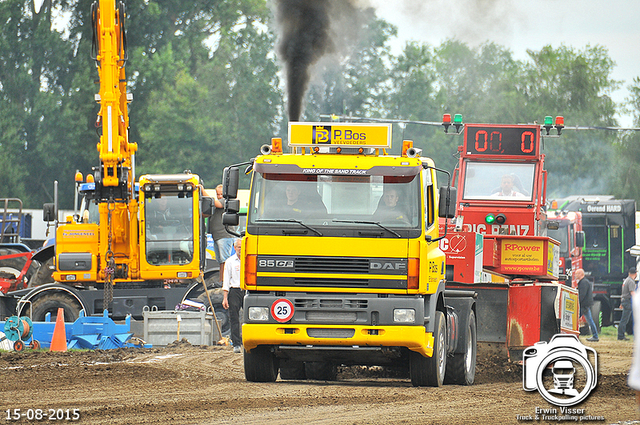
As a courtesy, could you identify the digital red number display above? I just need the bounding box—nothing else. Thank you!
[464,126,539,156]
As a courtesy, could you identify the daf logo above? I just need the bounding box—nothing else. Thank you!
[370,261,406,271]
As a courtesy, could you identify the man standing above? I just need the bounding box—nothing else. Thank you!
[619,267,637,341]
[209,184,235,281]
[222,238,243,353]
[576,268,599,342]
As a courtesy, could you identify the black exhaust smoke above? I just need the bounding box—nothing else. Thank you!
[275,0,334,122]
[274,0,371,122]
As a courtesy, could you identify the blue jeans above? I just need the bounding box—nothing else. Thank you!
[582,307,598,339]
[619,299,633,338]
[213,237,234,264]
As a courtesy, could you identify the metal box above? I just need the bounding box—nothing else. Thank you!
[142,309,218,346]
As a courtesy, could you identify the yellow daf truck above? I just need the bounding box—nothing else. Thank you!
[222,122,477,386]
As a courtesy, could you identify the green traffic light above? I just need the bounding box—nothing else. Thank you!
[453,114,463,124]
[544,116,553,126]
[485,214,495,224]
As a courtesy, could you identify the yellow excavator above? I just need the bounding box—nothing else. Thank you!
[1,1,218,324]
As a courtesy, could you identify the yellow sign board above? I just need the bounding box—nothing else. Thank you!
[289,122,392,148]
[500,239,545,274]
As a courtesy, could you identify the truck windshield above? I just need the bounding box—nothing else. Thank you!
[462,162,535,201]
[145,194,194,265]
[249,172,421,230]
[548,226,569,256]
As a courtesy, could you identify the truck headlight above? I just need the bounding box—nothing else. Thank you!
[393,308,415,323]
[248,307,269,321]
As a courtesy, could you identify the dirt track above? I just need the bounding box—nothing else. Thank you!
[1,335,637,424]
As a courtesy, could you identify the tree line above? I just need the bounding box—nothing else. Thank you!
[1,0,639,209]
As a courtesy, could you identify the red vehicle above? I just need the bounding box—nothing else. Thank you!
[440,118,579,359]
[546,209,585,287]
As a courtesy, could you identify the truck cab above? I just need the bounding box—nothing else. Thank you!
[223,122,477,386]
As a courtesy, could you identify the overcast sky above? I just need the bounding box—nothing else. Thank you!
[371,0,639,127]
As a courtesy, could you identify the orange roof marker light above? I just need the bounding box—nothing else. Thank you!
[271,137,283,154]
[86,174,95,183]
[402,140,413,157]
[75,171,83,183]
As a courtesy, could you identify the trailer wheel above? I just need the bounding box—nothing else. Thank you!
[444,310,477,385]
[410,310,446,387]
[28,258,55,287]
[279,360,307,380]
[30,293,82,322]
[304,361,337,381]
[244,346,279,382]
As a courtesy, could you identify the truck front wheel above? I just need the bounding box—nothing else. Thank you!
[444,310,477,385]
[410,310,446,387]
[244,346,279,382]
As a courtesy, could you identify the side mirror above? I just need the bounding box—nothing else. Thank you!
[43,203,56,222]
[438,186,457,219]
[222,167,239,199]
[225,198,240,214]
[576,231,585,249]
[222,212,239,226]
[201,196,214,216]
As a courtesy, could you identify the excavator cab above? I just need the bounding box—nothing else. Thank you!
[138,173,208,280]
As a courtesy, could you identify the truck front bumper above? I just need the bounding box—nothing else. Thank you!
[242,323,434,358]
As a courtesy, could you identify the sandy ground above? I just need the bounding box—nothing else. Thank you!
[0,333,638,425]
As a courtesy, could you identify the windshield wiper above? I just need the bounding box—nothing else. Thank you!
[331,219,402,238]
[256,219,323,236]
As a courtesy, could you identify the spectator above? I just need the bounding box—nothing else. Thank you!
[222,238,243,353]
[619,267,637,341]
[627,283,640,407]
[209,184,235,281]
[576,268,598,342]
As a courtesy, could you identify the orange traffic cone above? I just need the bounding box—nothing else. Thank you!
[49,308,67,352]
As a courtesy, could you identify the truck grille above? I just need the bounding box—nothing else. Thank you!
[294,277,368,286]
[294,298,368,309]
[295,257,369,273]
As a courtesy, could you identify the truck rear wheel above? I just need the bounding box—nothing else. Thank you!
[244,346,279,382]
[30,293,82,322]
[304,361,337,381]
[444,310,477,385]
[410,310,446,387]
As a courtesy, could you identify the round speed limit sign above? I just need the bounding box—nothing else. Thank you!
[271,299,294,323]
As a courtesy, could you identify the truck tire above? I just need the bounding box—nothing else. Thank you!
[30,293,82,322]
[279,360,307,380]
[591,301,602,333]
[244,346,279,382]
[29,257,55,287]
[304,361,337,381]
[444,310,477,385]
[410,310,446,387]
[212,306,230,335]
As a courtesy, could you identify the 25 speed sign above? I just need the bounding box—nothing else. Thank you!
[271,299,295,323]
